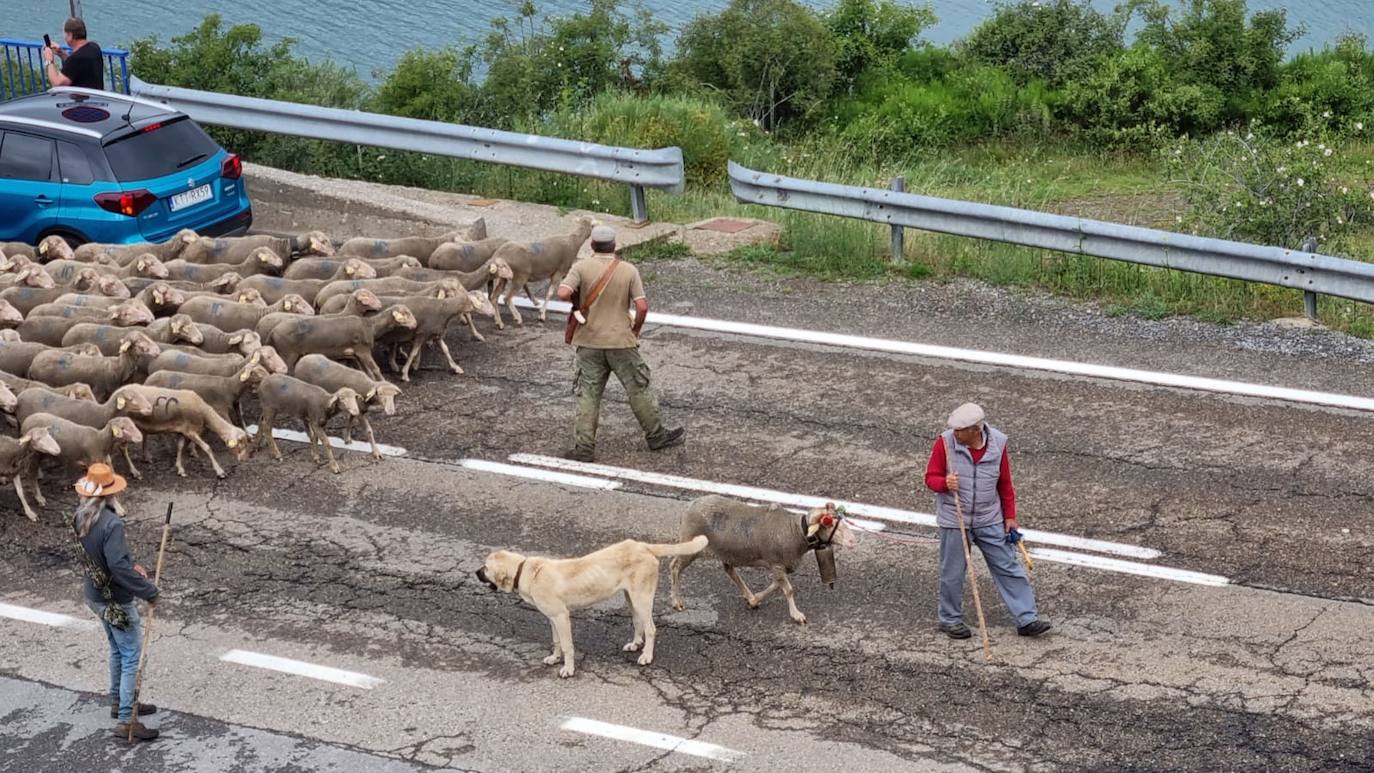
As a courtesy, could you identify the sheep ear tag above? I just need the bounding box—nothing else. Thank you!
[226,437,237,448]
[806,522,822,538]
[365,387,377,400]
[153,291,163,305]
[392,310,403,321]
[227,334,243,344]
[116,397,126,409]
[118,340,130,353]
[110,425,121,438]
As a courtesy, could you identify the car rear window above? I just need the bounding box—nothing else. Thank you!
[102,117,220,182]
[0,132,55,182]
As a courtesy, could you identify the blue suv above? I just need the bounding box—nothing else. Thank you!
[0,87,252,247]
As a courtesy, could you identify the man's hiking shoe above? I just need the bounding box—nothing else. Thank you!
[647,427,686,451]
[939,622,972,639]
[562,447,595,463]
[1018,619,1053,637]
[111,721,159,741]
[111,703,157,719]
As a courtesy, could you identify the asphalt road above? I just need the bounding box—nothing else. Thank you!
[3,195,1373,771]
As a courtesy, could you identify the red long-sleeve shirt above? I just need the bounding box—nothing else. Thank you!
[924,436,1016,522]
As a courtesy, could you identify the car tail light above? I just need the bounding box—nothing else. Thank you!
[94,189,158,217]
[221,153,242,180]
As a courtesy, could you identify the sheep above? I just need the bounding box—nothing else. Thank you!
[426,238,511,271]
[283,255,416,281]
[232,275,340,306]
[0,373,95,403]
[20,414,143,486]
[72,229,198,264]
[156,323,259,355]
[393,261,512,289]
[0,299,23,328]
[0,329,20,341]
[61,323,176,357]
[292,354,402,460]
[112,384,249,478]
[0,341,104,376]
[176,235,290,264]
[121,314,205,349]
[178,293,315,332]
[488,217,593,328]
[0,242,37,260]
[15,303,154,346]
[35,235,76,263]
[0,427,62,521]
[125,273,241,296]
[27,299,156,327]
[0,265,57,291]
[16,383,154,432]
[264,305,418,379]
[52,283,187,317]
[0,379,16,416]
[163,247,285,283]
[256,290,383,340]
[318,286,439,315]
[336,221,484,260]
[667,496,858,625]
[144,359,269,431]
[1,271,129,315]
[380,292,496,381]
[313,276,466,309]
[27,334,162,400]
[146,345,264,378]
[253,373,361,474]
[46,254,169,284]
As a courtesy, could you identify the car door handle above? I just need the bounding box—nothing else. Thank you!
[34,195,55,205]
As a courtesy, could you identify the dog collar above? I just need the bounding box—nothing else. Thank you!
[512,560,526,592]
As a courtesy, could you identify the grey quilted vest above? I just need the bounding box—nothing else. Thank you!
[934,424,1008,529]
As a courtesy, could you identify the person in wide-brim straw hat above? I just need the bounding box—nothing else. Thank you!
[71,463,162,741]
[923,403,1052,640]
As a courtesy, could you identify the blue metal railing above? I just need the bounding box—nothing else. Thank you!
[1,38,131,100]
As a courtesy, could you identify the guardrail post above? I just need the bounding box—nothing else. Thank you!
[1303,291,1319,320]
[629,184,648,224]
[889,176,905,263]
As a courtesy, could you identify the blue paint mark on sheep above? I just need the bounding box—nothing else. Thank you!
[531,243,544,256]
[212,239,228,257]
[373,240,388,257]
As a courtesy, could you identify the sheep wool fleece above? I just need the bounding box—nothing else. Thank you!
[573,347,666,452]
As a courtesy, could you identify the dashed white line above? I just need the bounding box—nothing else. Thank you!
[460,459,623,490]
[509,297,1374,413]
[508,453,1156,560]
[0,602,87,628]
[244,425,407,457]
[561,717,742,762]
[220,649,385,689]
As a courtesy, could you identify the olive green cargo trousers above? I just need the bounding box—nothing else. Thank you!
[572,346,667,452]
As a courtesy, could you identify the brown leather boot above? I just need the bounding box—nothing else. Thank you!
[111,721,159,741]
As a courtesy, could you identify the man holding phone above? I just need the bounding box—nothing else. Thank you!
[42,18,104,90]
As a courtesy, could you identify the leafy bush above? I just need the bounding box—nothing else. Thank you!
[824,0,936,96]
[540,91,765,183]
[1062,44,1225,148]
[962,0,1123,88]
[670,0,837,131]
[1166,121,1374,251]
[480,0,666,128]
[1256,35,1374,136]
[373,48,484,124]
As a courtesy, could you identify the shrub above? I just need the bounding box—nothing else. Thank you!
[962,0,1124,89]
[824,0,936,96]
[373,48,484,125]
[670,0,836,131]
[1256,34,1374,136]
[1166,120,1374,251]
[1062,44,1225,148]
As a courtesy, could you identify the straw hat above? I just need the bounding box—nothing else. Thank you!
[74,462,127,497]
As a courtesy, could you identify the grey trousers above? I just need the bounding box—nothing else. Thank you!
[938,524,1038,627]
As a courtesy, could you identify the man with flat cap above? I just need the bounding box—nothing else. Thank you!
[925,402,1051,639]
[71,462,161,740]
[556,223,685,461]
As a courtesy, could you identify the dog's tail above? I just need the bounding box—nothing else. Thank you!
[646,535,708,558]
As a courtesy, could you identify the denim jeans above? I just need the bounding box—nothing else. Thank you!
[86,599,142,721]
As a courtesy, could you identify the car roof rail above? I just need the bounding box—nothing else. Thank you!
[48,86,172,113]
[0,113,102,138]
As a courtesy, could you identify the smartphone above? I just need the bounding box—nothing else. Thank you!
[43,33,52,48]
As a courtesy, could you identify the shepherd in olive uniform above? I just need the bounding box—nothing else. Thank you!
[556,225,685,462]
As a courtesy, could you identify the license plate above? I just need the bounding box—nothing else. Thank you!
[170,184,213,212]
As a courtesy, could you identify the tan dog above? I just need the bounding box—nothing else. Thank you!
[476,536,708,678]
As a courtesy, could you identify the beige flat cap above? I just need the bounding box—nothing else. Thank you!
[947,402,986,429]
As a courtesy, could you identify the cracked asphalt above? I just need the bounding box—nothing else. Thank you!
[3,197,1374,771]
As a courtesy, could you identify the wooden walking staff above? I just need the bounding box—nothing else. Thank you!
[946,443,993,662]
[128,502,172,743]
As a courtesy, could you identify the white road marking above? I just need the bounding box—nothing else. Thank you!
[244,425,407,457]
[561,717,742,762]
[1029,547,1229,587]
[0,602,87,628]
[508,453,1156,560]
[460,459,623,490]
[220,649,384,689]
[509,297,1374,413]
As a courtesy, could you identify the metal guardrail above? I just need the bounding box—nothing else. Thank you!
[131,76,684,223]
[1,38,130,99]
[728,161,1374,309]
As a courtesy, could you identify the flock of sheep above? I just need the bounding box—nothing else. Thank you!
[0,216,598,521]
